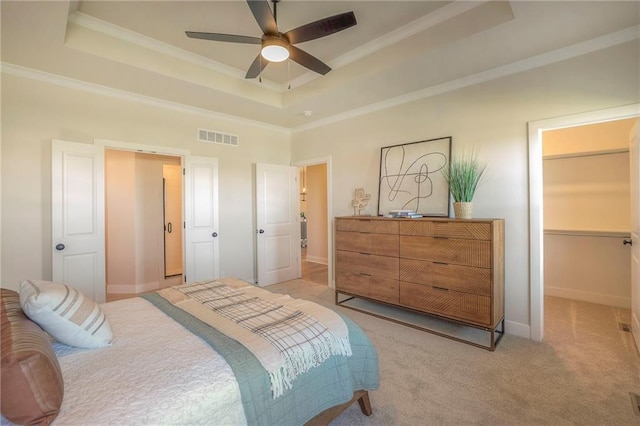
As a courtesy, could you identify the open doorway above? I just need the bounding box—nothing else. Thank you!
[296,159,332,287]
[105,149,183,299]
[528,104,639,342]
[541,120,635,344]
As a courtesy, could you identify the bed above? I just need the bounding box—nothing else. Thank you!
[1,278,379,425]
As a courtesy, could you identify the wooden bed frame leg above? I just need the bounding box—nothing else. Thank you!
[357,391,372,416]
[304,390,373,425]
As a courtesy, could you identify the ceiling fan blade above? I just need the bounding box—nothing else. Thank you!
[289,45,331,75]
[284,11,356,45]
[246,0,278,36]
[245,54,269,79]
[186,31,262,44]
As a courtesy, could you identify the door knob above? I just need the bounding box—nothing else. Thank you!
[258,229,265,234]
[623,239,632,246]
[55,243,65,251]
[212,232,218,237]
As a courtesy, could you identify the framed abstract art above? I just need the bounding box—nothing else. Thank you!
[377,137,451,217]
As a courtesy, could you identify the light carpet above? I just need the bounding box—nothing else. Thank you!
[267,279,640,426]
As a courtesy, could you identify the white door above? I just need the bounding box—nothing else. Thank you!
[256,163,300,286]
[184,156,220,283]
[629,120,640,353]
[52,140,105,302]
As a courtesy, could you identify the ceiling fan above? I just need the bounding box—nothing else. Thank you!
[186,0,357,79]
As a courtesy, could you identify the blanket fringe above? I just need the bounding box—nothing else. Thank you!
[269,335,352,398]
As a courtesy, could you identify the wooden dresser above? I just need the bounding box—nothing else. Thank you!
[335,216,505,350]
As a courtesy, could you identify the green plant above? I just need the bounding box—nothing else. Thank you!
[442,153,487,202]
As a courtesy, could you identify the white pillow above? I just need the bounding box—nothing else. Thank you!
[19,280,113,348]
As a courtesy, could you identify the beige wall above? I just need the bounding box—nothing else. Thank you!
[543,118,637,157]
[1,35,638,337]
[543,152,630,232]
[105,150,181,294]
[291,41,640,334]
[105,149,137,287]
[305,164,328,264]
[1,73,291,290]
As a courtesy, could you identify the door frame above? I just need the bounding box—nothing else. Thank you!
[528,103,640,342]
[292,156,333,288]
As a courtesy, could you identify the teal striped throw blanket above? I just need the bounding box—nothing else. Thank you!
[157,278,352,398]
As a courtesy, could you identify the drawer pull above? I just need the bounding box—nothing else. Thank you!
[433,286,449,291]
[434,236,449,240]
[359,273,372,277]
[359,252,371,255]
[433,261,448,265]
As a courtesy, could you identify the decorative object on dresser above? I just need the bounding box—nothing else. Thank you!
[441,151,487,219]
[378,137,451,217]
[335,216,505,350]
[351,188,372,215]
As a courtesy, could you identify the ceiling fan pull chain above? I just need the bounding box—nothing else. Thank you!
[288,59,291,90]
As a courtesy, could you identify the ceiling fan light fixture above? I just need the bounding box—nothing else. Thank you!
[261,37,289,62]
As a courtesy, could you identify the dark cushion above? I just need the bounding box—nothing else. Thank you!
[1,288,64,425]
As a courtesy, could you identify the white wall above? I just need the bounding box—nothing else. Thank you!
[0,73,291,290]
[291,41,640,335]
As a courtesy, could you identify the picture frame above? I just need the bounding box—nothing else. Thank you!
[377,136,452,217]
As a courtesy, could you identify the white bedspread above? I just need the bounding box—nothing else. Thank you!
[49,297,246,425]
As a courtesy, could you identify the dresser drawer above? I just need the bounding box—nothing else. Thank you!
[336,271,399,304]
[336,231,399,257]
[399,259,491,296]
[398,221,433,236]
[433,221,491,240]
[336,218,398,234]
[337,250,399,280]
[399,281,490,326]
[400,236,490,267]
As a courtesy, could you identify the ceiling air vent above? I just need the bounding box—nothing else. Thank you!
[198,128,239,147]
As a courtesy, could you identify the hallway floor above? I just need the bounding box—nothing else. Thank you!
[301,248,329,286]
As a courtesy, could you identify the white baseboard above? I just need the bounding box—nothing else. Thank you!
[545,286,631,309]
[107,281,160,295]
[304,255,328,265]
[505,320,530,339]
[632,311,640,353]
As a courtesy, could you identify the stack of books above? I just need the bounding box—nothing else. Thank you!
[387,210,423,218]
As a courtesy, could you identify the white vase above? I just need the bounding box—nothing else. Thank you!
[453,202,473,219]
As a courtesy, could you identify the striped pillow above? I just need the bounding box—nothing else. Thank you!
[1,288,64,425]
[19,280,113,349]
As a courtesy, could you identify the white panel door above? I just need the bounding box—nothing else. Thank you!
[52,140,105,302]
[629,120,640,353]
[184,156,219,283]
[256,163,300,286]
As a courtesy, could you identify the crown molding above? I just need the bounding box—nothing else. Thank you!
[289,1,489,89]
[2,22,637,135]
[67,11,286,93]
[1,62,290,134]
[292,24,640,134]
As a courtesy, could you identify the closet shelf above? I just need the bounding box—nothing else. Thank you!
[544,229,630,238]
